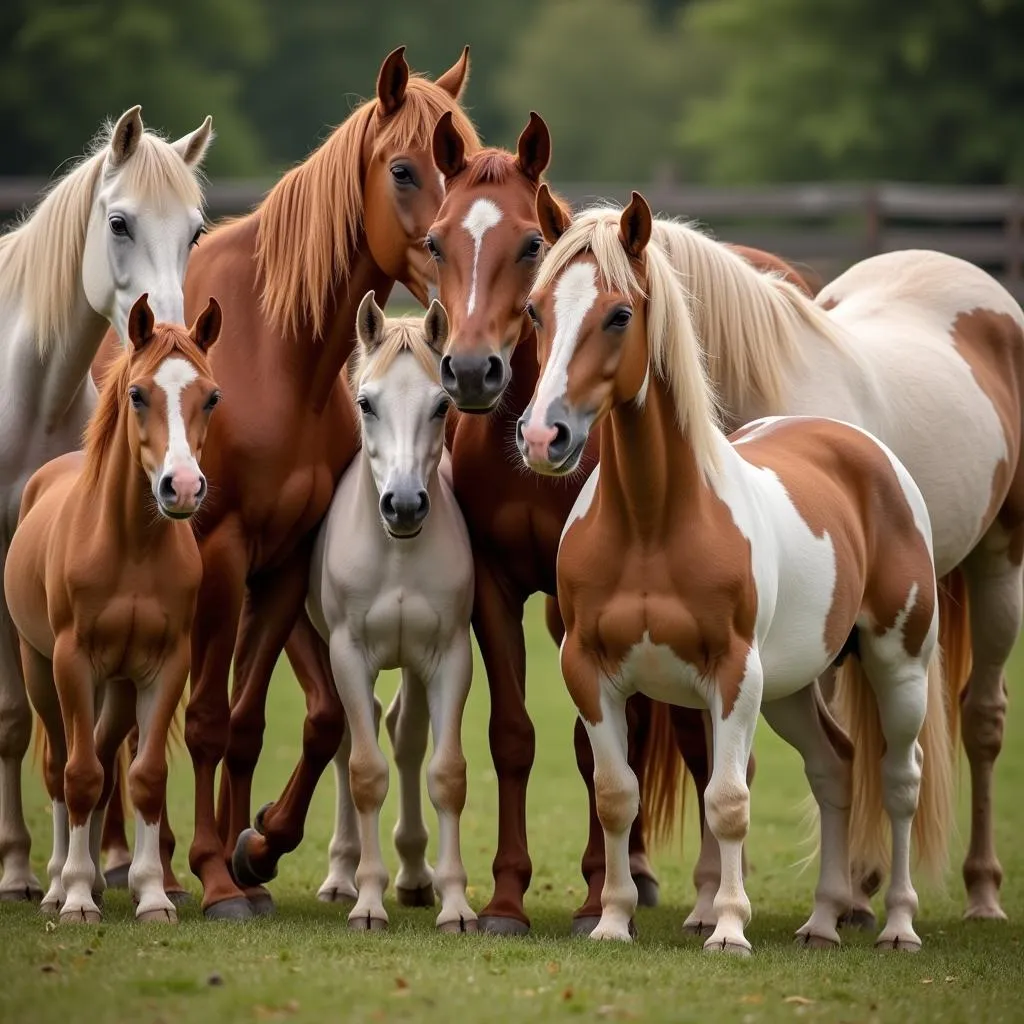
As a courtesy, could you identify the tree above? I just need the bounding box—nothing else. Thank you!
[675,0,1024,184]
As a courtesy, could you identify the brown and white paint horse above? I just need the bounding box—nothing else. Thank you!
[517,194,953,953]
[5,296,221,924]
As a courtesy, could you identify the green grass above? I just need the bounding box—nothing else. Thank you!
[1,595,1021,1023]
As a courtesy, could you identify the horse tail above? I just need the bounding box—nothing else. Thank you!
[937,568,971,748]
[835,646,954,881]
[31,710,46,768]
[639,701,688,849]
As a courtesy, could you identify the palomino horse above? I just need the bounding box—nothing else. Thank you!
[517,194,954,953]
[0,108,212,902]
[5,296,222,924]
[534,193,1024,925]
[302,293,476,932]
[426,110,817,934]
[110,47,477,919]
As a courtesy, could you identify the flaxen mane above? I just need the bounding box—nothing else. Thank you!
[0,123,204,359]
[351,316,441,391]
[534,210,723,477]
[255,79,480,342]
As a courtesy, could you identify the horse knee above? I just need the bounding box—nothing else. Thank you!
[705,777,750,842]
[427,751,467,814]
[64,753,104,822]
[128,760,168,823]
[594,770,639,835]
[184,706,228,765]
[349,751,388,813]
[488,716,535,778]
[302,696,346,762]
[961,688,1007,764]
[0,688,33,760]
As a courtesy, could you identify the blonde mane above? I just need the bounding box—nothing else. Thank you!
[255,78,480,342]
[351,315,441,392]
[650,217,855,417]
[0,123,204,358]
[534,210,723,478]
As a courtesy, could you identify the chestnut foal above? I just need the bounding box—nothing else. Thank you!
[5,296,221,924]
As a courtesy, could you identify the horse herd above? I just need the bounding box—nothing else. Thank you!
[0,46,1020,957]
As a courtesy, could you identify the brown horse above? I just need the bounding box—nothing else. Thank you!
[427,110,818,934]
[5,295,222,924]
[90,48,480,919]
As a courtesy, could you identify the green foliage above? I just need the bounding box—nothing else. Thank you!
[675,0,1024,184]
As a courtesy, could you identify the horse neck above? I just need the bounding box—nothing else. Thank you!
[597,372,714,543]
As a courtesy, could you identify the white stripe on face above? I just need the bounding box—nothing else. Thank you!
[527,261,599,431]
[153,356,199,475]
[462,198,503,316]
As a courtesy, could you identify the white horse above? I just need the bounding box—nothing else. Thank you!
[0,106,213,901]
[305,292,477,932]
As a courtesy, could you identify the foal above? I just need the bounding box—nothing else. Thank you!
[5,295,221,924]
[518,194,953,953]
[301,293,476,932]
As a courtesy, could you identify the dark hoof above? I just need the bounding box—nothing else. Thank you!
[478,915,530,936]
[839,908,877,931]
[572,915,600,937]
[253,802,273,836]
[167,889,191,908]
[348,914,387,932]
[396,883,435,908]
[438,916,478,933]
[633,873,659,909]
[247,890,276,917]
[0,885,43,903]
[203,896,254,921]
[103,864,131,889]
[232,828,277,888]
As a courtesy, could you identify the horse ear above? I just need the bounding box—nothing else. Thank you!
[423,299,449,356]
[432,111,467,180]
[377,46,410,116]
[172,115,214,168]
[619,191,652,259]
[537,183,570,245]
[516,112,551,183]
[436,45,470,99]
[127,293,155,350]
[356,291,386,352]
[109,105,144,168]
[191,297,222,353]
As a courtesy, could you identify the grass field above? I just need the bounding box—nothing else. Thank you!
[0,595,1021,1023]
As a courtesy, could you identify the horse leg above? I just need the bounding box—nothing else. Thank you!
[956,534,1021,920]
[625,694,659,905]
[185,524,251,920]
[425,635,476,932]
[100,725,133,886]
[387,675,434,907]
[317,724,359,904]
[761,685,853,948]
[129,644,189,923]
[231,608,346,894]
[0,596,42,901]
[473,562,534,935]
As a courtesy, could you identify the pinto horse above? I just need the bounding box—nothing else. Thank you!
[517,194,954,953]
[0,108,212,903]
[426,110,818,934]
[536,194,1024,926]
[5,296,222,925]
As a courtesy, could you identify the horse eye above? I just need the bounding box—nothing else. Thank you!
[109,215,130,238]
[608,308,633,330]
[356,395,374,416]
[128,386,145,409]
[390,165,416,188]
[525,302,540,326]
[190,225,206,249]
[204,389,220,411]
[433,398,451,419]
[521,236,543,261]
[425,235,443,262]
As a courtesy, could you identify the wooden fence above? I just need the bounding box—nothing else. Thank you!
[2,178,1022,298]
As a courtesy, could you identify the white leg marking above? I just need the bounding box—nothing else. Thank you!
[60,822,100,920]
[462,198,503,317]
[41,801,69,912]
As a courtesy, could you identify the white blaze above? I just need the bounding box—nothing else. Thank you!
[153,356,199,476]
[462,198,503,316]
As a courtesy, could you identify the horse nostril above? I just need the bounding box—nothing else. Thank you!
[380,492,397,521]
[158,475,176,503]
[196,476,208,502]
[483,355,504,390]
[414,490,430,522]
[549,421,572,460]
[439,355,458,393]
[515,418,527,450]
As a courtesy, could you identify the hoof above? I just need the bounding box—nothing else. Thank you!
[839,908,877,931]
[167,889,191,908]
[703,937,752,957]
[59,907,102,925]
[795,933,840,950]
[396,883,435,908]
[348,913,387,932]
[0,885,43,903]
[633,873,659,909]
[964,903,1008,922]
[232,828,277,888]
[438,916,478,934]
[103,864,131,889]
[682,920,715,938]
[39,900,61,917]
[478,915,530,936]
[247,890,276,917]
[875,936,922,953]
[138,907,178,924]
[571,915,600,938]
[203,896,254,922]
[317,885,357,904]
[253,802,273,836]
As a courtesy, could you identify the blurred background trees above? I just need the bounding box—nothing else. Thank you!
[1,0,1021,184]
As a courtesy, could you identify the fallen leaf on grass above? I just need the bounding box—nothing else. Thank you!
[546,961,561,975]
[561,986,574,1001]
[393,977,411,998]
[40,964,57,974]
[784,996,815,1006]
[945,977,956,983]
[920,978,933,985]
[739,995,764,1005]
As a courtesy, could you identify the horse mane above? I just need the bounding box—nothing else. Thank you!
[0,123,204,359]
[534,208,723,479]
[255,77,480,342]
[84,323,213,485]
[650,217,855,416]
[351,315,441,392]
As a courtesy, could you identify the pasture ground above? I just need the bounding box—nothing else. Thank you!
[0,596,1021,1023]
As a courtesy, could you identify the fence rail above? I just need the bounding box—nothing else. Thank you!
[3,178,1022,298]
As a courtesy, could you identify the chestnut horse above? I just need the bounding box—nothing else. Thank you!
[164,47,478,919]
[517,194,953,953]
[427,110,818,934]
[5,296,221,924]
